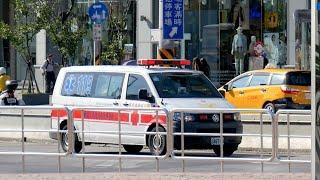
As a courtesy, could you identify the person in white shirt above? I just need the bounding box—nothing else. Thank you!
[41,54,57,94]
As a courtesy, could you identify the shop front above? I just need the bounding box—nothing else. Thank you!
[178,0,288,85]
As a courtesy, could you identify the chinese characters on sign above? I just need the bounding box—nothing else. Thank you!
[163,0,184,40]
[93,24,102,41]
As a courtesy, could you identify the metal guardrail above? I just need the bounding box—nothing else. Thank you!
[0,106,69,173]
[69,107,170,172]
[169,108,275,173]
[274,109,312,173]
[0,106,312,173]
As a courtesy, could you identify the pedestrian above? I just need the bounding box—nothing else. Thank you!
[199,58,211,78]
[41,54,57,94]
[0,67,10,93]
[192,57,200,70]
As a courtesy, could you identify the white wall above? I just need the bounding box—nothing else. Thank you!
[287,0,308,66]
[136,0,153,59]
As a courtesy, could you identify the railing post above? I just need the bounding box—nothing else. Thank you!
[166,110,173,158]
[67,108,74,155]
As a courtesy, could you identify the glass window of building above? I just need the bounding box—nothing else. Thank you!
[74,0,136,66]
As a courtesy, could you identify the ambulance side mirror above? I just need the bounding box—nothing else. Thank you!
[139,89,155,103]
[223,84,230,92]
[139,89,148,100]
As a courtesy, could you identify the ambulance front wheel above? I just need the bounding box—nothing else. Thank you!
[147,126,167,155]
[60,124,82,153]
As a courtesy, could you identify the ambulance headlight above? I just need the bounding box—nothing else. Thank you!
[173,112,181,121]
[173,112,195,122]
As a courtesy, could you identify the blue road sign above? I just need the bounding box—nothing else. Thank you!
[88,2,109,23]
[317,2,320,10]
[163,0,184,40]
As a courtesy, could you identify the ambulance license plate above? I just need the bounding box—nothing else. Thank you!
[211,137,220,145]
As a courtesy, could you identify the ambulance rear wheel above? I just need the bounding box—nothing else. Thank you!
[123,145,143,154]
[148,126,166,155]
[61,124,82,153]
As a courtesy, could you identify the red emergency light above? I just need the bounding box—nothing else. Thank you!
[137,59,191,67]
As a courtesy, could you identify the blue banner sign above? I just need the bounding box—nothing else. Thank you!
[163,0,184,40]
[88,2,109,23]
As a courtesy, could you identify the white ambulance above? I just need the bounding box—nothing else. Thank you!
[49,59,242,156]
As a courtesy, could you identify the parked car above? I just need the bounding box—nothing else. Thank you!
[218,68,311,113]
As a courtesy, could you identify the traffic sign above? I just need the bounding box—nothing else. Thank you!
[163,0,184,40]
[93,24,102,41]
[88,2,109,23]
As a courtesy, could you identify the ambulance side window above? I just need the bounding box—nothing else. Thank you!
[107,75,124,99]
[94,73,124,99]
[61,72,94,97]
[94,74,112,98]
[126,74,151,100]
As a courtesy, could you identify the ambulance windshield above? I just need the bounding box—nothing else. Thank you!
[150,72,222,98]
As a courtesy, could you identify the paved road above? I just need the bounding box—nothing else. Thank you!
[0,141,310,174]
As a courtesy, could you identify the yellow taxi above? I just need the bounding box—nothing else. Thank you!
[218,68,311,112]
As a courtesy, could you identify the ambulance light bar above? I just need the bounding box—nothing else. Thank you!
[137,59,191,66]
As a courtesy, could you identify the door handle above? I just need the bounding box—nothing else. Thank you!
[261,88,267,93]
[239,91,244,95]
[113,102,119,106]
[123,103,129,106]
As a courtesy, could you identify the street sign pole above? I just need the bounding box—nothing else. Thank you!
[159,0,163,49]
[88,2,108,66]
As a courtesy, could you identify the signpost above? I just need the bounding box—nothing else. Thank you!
[88,2,108,23]
[88,2,108,65]
[163,0,184,40]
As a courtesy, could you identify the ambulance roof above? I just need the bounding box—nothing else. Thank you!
[60,65,198,74]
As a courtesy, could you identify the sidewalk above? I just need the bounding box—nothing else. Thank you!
[0,173,311,180]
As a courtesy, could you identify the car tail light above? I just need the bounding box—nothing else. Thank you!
[281,85,300,94]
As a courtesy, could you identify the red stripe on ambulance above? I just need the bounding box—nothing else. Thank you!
[51,109,166,126]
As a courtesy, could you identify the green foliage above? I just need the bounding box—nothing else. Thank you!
[0,0,47,61]
[101,1,131,65]
[37,0,88,66]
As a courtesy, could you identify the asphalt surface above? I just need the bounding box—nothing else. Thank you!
[0,140,310,174]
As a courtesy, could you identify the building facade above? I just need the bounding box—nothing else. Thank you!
[137,0,311,85]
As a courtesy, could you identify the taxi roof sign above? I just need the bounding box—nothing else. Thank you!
[137,59,190,67]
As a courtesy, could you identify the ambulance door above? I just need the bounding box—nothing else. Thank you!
[122,73,155,145]
[88,72,126,144]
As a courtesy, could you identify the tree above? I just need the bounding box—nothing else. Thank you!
[38,0,88,66]
[101,0,132,65]
[0,0,50,93]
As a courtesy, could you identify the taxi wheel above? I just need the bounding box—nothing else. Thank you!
[60,124,82,153]
[148,126,167,155]
[264,102,275,113]
[213,145,238,157]
[123,145,143,154]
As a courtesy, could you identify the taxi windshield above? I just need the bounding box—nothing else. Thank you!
[150,72,222,98]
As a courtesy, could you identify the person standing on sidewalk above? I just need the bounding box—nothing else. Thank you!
[0,67,10,93]
[41,54,57,94]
